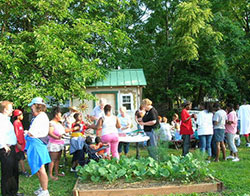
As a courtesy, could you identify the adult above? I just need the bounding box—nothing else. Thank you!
[238,100,250,147]
[25,97,51,196]
[225,104,239,162]
[118,106,131,156]
[180,101,195,156]
[48,107,74,180]
[196,102,213,160]
[62,106,78,129]
[91,104,121,159]
[13,109,30,177]
[88,98,106,137]
[139,98,159,159]
[213,102,227,162]
[0,101,23,196]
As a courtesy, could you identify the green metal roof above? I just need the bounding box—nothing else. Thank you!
[89,69,147,87]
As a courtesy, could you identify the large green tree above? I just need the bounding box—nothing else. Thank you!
[0,0,130,106]
[124,0,249,112]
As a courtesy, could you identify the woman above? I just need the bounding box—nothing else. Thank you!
[225,104,239,162]
[197,102,213,159]
[180,101,195,156]
[118,106,131,156]
[139,98,159,159]
[48,107,74,180]
[92,104,121,159]
[25,97,51,196]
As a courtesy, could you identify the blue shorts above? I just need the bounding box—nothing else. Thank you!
[214,129,225,142]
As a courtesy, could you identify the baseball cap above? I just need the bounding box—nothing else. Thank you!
[13,109,23,117]
[28,97,46,106]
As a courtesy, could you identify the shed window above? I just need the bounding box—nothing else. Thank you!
[121,94,133,111]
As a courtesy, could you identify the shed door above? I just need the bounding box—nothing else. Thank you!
[95,93,116,113]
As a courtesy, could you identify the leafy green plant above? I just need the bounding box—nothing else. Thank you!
[77,153,213,184]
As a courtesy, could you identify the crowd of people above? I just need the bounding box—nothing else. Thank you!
[0,96,250,196]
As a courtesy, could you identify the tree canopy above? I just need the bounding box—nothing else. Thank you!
[0,0,249,110]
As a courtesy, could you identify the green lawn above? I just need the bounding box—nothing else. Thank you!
[2,141,250,196]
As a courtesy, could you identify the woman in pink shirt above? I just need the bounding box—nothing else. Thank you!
[48,107,74,180]
[225,104,239,162]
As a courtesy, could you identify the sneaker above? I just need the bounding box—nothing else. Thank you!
[38,190,50,196]
[70,168,77,173]
[232,157,240,162]
[34,187,42,195]
[226,155,234,160]
[246,143,250,147]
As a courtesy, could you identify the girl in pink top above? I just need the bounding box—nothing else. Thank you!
[225,104,239,162]
[48,107,74,180]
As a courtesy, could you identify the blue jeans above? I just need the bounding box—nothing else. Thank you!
[118,142,129,154]
[199,135,212,156]
[145,130,157,159]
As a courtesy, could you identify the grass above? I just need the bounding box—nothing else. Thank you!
[1,140,250,196]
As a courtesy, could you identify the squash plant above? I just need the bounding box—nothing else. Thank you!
[77,153,214,183]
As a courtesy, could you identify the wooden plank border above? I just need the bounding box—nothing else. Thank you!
[73,179,223,196]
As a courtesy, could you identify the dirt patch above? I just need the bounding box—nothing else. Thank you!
[76,178,212,190]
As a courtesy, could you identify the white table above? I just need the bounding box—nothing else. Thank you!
[119,135,150,159]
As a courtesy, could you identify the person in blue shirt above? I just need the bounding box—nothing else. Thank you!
[0,101,23,196]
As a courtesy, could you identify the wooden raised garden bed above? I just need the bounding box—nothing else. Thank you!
[73,178,223,196]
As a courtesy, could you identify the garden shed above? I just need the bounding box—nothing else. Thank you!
[72,69,147,130]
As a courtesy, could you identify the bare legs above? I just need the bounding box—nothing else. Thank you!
[215,141,226,162]
[48,151,62,180]
[37,165,48,191]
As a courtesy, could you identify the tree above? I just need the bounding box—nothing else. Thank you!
[0,0,130,106]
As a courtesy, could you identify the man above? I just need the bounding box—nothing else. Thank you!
[238,100,250,147]
[0,101,23,196]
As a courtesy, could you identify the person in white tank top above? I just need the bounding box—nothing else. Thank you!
[90,104,121,159]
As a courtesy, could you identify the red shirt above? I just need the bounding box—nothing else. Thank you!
[71,121,87,135]
[13,120,25,152]
[180,109,193,135]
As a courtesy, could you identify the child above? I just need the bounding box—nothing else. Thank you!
[159,117,172,142]
[171,113,181,141]
[71,113,88,137]
[70,123,85,172]
[90,137,109,158]
[13,109,30,177]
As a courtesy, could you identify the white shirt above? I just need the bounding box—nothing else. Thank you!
[238,104,250,134]
[213,109,227,129]
[29,112,49,138]
[0,113,17,148]
[102,115,118,136]
[159,122,172,141]
[91,106,104,122]
[62,111,76,128]
[118,114,131,133]
[197,110,213,135]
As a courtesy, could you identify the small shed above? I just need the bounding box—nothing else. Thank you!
[72,69,147,130]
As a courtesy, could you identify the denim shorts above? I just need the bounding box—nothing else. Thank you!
[214,129,225,142]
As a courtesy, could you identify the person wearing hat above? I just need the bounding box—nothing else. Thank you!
[25,97,51,196]
[13,109,30,177]
[0,101,24,196]
[62,106,78,129]
[180,100,196,156]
